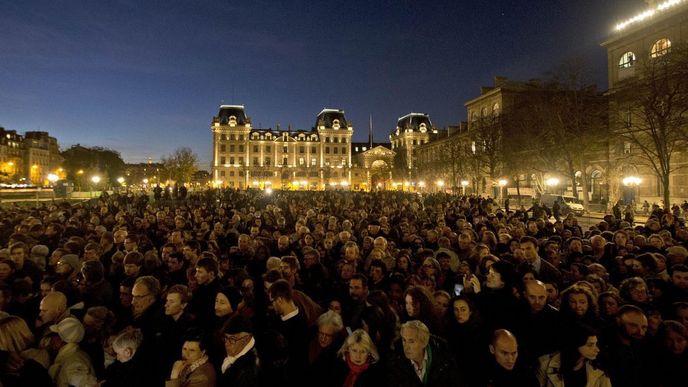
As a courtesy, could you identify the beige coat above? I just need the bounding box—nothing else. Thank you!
[537,353,612,387]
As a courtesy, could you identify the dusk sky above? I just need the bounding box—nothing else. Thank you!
[0,0,650,168]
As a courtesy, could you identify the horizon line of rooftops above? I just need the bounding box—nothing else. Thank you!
[212,105,436,135]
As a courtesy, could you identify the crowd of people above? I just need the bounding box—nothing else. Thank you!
[0,189,686,387]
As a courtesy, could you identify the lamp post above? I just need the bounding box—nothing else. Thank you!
[436,180,445,193]
[461,180,469,195]
[545,177,560,194]
[91,175,101,198]
[622,176,641,205]
[498,179,508,204]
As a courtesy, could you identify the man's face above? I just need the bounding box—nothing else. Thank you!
[401,328,426,363]
[525,283,547,313]
[344,247,358,261]
[119,286,133,308]
[664,329,688,355]
[83,249,99,262]
[619,312,648,341]
[672,270,688,290]
[280,262,293,279]
[491,336,518,370]
[238,236,250,251]
[124,238,137,252]
[161,247,174,263]
[164,293,186,317]
[38,298,61,325]
[194,267,214,285]
[520,241,538,262]
[369,266,383,283]
[545,284,558,304]
[349,279,366,301]
[10,248,25,269]
[131,283,154,317]
[167,257,183,272]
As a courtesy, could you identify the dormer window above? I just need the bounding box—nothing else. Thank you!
[333,119,340,130]
[419,123,427,133]
[228,115,237,127]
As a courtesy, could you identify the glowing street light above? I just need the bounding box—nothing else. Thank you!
[622,176,642,186]
[47,174,59,184]
[265,187,273,194]
[461,180,469,187]
[436,180,445,187]
[498,179,508,187]
[117,177,125,184]
[418,181,426,188]
[91,175,101,184]
[545,177,560,187]
[143,178,149,184]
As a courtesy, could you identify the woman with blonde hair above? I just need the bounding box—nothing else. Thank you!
[0,315,52,386]
[334,329,383,387]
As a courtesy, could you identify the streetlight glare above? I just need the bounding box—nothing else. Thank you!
[622,176,642,186]
[498,179,508,187]
[91,175,101,184]
[545,177,560,187]
[461,180,469,187]
[117,177,125,184]
[47,173,59,183]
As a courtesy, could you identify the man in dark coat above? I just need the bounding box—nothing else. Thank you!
[219,315,259,387]
[188,257,221,330]
[480,329,539,387]
[386,320,462,387]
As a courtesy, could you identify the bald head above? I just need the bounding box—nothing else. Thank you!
[490,329,518,370]
[525,280,547,313]
[39,291,67,326]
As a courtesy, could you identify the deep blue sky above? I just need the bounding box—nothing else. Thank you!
[0,0,651,167]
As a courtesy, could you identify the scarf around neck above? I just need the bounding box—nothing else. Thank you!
[344,352,370,387]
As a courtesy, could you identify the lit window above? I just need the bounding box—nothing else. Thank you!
[299,158,305,166]
[618,51,636,68]
[651,38,671,58]
[311,158,316,166]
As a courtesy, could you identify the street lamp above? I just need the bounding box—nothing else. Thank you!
[436,180,445,193]
[545,177,560,187]
[622,176,641,186]
[91,175,101,184]
[461,180,469,195]
[47,174,58,184]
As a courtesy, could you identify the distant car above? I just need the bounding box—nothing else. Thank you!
[541,194,586,216]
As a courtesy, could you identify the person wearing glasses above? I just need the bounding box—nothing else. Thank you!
[219,315,258,387]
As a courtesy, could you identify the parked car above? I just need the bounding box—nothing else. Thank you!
[540,194,586,216]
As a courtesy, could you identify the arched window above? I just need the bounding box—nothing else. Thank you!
[618,51,636,68]
[481,107,488,117]
[220,134,227,141]
[651,38,671,58]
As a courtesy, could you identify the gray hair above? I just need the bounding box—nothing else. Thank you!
[400,320,430,346]
[316,310,344,332]
[112,328,144,352]
[134,276,161,298]
[337,329,379,364]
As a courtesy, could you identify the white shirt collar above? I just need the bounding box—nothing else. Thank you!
[221,337,255,373]
[281,307,299,321]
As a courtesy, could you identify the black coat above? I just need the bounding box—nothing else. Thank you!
[218,349,259,387]
[386,336,462,387]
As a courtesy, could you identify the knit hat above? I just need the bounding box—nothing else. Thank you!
[50,317,85,343]
[57,254,81,272]
[31,245,50,258]
[218,286,243,312]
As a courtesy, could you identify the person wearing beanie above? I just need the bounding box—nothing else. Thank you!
[219,315,258,386]
[56,254,81,284]
[29,244,50,271]
[45,317,96,387]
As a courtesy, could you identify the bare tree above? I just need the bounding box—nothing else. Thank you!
[615,44,688,206]
[162,147,198,184]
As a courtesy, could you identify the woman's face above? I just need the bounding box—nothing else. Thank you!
[630,284,649,304]
[578,336,600,361]
[214,293,233,317]
[453,299,472,324]
[568,293,589,316]
[181,341,204,362]
[398,257,410,270]
[614,233,627,246]
[348,343,369,366]
[405,294,418,317]
[486,267,505,289]
[601,296,619,317]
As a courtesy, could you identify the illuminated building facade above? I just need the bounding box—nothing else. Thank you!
[211,106,353,190]
[0,127,62,185]
[602,0,688,202]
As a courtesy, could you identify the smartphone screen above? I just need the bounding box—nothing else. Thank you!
[454,283,464,296]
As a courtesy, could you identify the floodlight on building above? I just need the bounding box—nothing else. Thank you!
[340,180,349,187]
[615,0,685,31]
[622,176,642,186]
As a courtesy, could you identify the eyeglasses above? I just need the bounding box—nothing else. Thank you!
[224,334,250,344]
[132,293,151,300]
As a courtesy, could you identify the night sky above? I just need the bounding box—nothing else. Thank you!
[0,0,651,167]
